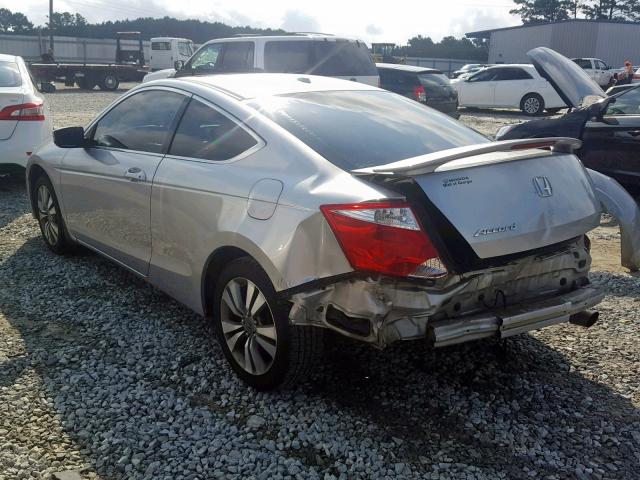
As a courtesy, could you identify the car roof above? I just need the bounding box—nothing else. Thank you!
[487,64,532,69]
[151,37,192,42]
[376,63,442,74]
[0,54,18,63]
[173,73,379,100]
[201,34,363,45]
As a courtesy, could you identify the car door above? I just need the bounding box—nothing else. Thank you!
[580,87,640,187]
[457,68,498,107]
[59,88,188,275]
[492,67,536,108]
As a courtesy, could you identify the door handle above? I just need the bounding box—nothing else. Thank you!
[124,167,146,182]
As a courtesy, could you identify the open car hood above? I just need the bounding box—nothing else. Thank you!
[527,47,606,109]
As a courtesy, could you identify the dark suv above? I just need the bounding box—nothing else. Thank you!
[377,63,459,118]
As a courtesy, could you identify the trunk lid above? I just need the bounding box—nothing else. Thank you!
[0,87,25,140]
[357,139,601,260]
[527,47,606,109]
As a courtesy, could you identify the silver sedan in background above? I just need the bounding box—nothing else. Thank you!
[27,73,607,389]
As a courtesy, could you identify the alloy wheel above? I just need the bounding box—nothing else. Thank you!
[523,97,540,114]
[220,277,278,375]
[37,184,59,246]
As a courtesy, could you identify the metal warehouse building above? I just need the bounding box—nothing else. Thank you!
[467,19,640,67]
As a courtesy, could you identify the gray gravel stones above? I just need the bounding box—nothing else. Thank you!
[0,87,638,479]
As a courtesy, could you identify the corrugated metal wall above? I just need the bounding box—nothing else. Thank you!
[489,24,553,63]
[0,33,151,64]
[488,21,640,67]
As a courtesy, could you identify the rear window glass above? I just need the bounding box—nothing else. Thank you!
[152,42,171,50]
[418,72,451,88]
[0,62,21,87]
[264,41,377,77]
[248,91,487,170]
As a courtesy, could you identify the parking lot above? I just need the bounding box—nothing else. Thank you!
[1,84,639,480]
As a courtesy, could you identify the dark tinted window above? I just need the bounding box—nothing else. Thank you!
[169,98,258,161]
[189,44,223,71]
[264,40,376,76]
[418,72,451,87]
[264,41,312,73]
[152,42,171,50]
[573,59,591,69]
[93,90,185,153]
[248,91,486,170]
[0,61,21,87]
[218,42,254,72]
[493,67,533,81]
[379,69,418,86]
[312,41,377,76]
[468,69,498,82]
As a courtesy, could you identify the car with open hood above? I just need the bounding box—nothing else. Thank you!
[497,47,640,192]
[27,73,616,389]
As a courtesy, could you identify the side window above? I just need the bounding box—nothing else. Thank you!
[468,69,497,82]
[573,59,591,69]
[379,69,405,85]
[217,42,254,72]
[169,98,258,161]
[606,88,640,116]
[494,68,532,81]
[152,42,171,51]
[92,90,185,153]
[189,44,223,71]
[264,41,312,73]
[596,60,608,70]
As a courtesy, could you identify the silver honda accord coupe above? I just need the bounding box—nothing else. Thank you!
[27,73,606,389]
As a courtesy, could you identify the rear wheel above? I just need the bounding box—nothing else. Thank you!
[33,175,74,254]
[520,93,544,116]
[213,257,322,390]
[99,74,120,91]
[76,77,96,90]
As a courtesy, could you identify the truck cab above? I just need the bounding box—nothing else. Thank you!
[150,38,195,71]
[572,57,614,89]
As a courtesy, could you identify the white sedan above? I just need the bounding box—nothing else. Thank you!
[452,64,566,115]
[0,54,52,169]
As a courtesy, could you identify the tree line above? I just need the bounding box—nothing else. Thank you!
[510,0,640,23]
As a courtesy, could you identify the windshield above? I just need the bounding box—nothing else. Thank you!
[248,90,487,170]
[0,61,21,87]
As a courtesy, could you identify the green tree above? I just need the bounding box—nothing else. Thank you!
[509,0,572,23]
[581,0,640,20]
[0,8,34,33]
[50,12,88,30]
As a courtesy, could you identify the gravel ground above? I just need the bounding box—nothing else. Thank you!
[0,84,639,480]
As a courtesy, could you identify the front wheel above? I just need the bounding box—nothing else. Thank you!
[33,175,74,254]
[520,93,544,116]
[213,257,322,390]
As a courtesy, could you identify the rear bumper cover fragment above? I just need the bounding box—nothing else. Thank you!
[428,286,604,347]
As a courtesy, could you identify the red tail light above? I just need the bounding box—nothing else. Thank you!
[413,85,426,103]
[0,102,45,121]
[320,201,447,278]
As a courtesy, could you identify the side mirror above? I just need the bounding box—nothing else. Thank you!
[174,60,185,71]
[53,126,86,148]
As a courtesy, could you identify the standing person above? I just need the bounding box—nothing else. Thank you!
[617,61,634,85]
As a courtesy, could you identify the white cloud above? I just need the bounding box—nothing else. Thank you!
[365,24,383,36]
[281,10,321,33]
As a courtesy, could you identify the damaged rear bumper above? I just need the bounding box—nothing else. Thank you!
[428,286,603,347]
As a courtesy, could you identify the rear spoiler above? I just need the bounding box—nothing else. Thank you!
[352,137,582,176]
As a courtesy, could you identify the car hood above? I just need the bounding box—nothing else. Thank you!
[527,47,606,109]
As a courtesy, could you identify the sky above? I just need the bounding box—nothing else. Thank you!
[1,0,521,44]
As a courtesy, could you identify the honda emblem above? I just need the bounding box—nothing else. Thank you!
[533,176,553,197]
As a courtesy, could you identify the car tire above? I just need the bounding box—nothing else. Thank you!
[213,257,323,390]
[520,93,544,116]
[33,175,75,254]
[99,74,120,91]
[76,77,95,90]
